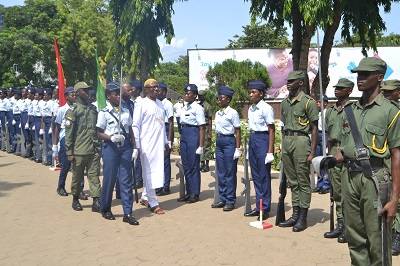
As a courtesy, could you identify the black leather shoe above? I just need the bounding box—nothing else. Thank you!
[293,208,308,232]
[157,188,170,196]
[57,187,68,196]
[278,206,300,227]
[319,188,330,194]
[201,165,210,172]
[72,198,83,211]
[35,159,42,163]
[102,211,115,220]
[79,191,89,201]
[324,219,344,238]
[177,194,190,202]
[257,212,269,221]
[185,195,199,203]
[92,197,101,213]
[123,214,139,225]
[244,209,259,217]
[211,201,225,208]
[223,203,235,212]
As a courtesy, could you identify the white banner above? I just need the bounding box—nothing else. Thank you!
[188,47,400,99]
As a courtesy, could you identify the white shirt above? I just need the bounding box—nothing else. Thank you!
[40,99,53,117]
[179,101,206,126]
[55,103,72,140]
[32,99,41,116]
[162,98,174,123]
[215,106,240,135]
[173,101,184,118]
[13,99,23,114]
[318,109,327,131]
[52,100,59,116]
[0,98,9,111]
[7,97,15,111]
[26,99,33,115]
[20,98,29,112]
[248,100,275,131]
[97,104,132,136]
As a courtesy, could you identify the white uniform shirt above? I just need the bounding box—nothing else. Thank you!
[20,98,29,112]
[248,100,275,131]
[7,97,15,111]
[173,101,184,118]
[162,98,174,123]
[179,101,206,126]
[32,99,40,116]
[13,99,23,114]
[0,98,9,111]
[40,100,53,117]
[52,100,59,117]
[97,104,132,136]
[55,103,72,140]
[215,106,240,135]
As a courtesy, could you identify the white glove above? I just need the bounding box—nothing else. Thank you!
[265,153,274,164]
[24,123,29,129]
[52,145,58,157]
[32,125,35,130]
[49,128,52,134]
[233,148,241,160]
[39,128,44,135]
[195,146,204,155]
[12,120,16,125]
[132,149,139,161]
[110,134,125,143]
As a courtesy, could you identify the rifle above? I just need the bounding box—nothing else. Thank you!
[275,161,287,225]
[211,160,219,205]
[241,138,252,215]
[175,159,186,199]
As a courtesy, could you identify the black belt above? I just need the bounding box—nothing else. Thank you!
[283,130,308,137]
[181,123,198,128]
[250,130,268,134]
[346,158,384,172]
[217,133,234,137]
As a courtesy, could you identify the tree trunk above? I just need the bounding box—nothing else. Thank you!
[291,1,302,70]
[311,0,342,98]
[298,25,314,71]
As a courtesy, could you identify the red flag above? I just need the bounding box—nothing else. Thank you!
[53,38,66,106]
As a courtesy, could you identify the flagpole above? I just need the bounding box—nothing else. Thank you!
[316,28,326,157]
[119,65,123,138]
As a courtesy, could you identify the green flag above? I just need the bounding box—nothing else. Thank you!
[95,49,106,110]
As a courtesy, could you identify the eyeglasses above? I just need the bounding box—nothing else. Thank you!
[145,85,159,89]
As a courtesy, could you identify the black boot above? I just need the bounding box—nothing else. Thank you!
[278,206,300,227]
[92,197,100,213]
[337,230,348,243]
[392,232,400,256]
[293,208,308,232]
[324,218,344,238]
[72,196,83,211]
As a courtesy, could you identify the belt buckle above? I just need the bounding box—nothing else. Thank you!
[355,147,370,161]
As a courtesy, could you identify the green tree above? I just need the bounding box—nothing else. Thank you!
[336,32,400,47]
[227,20,290,48]
[154,55,188,95]
[109,0,178,81]
[205,59,270,117]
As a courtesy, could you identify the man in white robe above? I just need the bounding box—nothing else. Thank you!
[132,79,168,214]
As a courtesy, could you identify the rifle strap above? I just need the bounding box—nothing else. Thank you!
[107,110,128,136]
[344,105,382,211]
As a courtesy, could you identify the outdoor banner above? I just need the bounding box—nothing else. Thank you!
[188,47,400,99]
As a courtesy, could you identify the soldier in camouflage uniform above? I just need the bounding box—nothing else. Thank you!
[65,82,101,212]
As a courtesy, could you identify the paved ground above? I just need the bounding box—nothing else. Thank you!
[1,151,398,266]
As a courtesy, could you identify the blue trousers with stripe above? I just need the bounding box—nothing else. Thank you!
[180,126,201,196]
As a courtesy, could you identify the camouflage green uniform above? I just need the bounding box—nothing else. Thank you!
[281,91,319,209]
[65,99,101,198]
[340,93,400,265]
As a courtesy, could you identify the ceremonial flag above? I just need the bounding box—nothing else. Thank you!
[53,38,66,106]
[95,49,106,110]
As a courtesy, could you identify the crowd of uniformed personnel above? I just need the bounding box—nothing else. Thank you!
[0,57,399,264]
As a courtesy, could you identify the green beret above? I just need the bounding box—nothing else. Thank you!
[381,79,400,91]
[351,57,387,74]
[74,81,91,91]
[333,78,354,89]
[287,70,307,81]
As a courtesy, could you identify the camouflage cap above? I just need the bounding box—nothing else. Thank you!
[351,57,387,74]
[333,78,354,89]
[287,70,307,81]
[381,79,400,91]
[74,81,91,91]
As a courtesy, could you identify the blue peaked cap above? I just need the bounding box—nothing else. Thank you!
[218,86,234,97]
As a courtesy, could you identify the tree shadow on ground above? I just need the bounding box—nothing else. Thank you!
[0,180,33,197]
[0,162,15,168]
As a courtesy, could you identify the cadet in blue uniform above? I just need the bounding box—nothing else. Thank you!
[12,88,23,155]
[97,82,138,225]
[6,89,15,153]
[178,84,206,203]
[20,88,30,157]
[0,89,8,151]
[244,80,275,220]
[26,87,36,159]
[40,88,54,165]
[211,86,241,211]
[32,89,43,163]
[156,82,174,196]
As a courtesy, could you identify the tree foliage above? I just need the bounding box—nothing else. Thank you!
[205,59,270,117]
[336,32,400,47]
[109,0,178,80]
[154,55,188,95]
[227,21,290,49]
